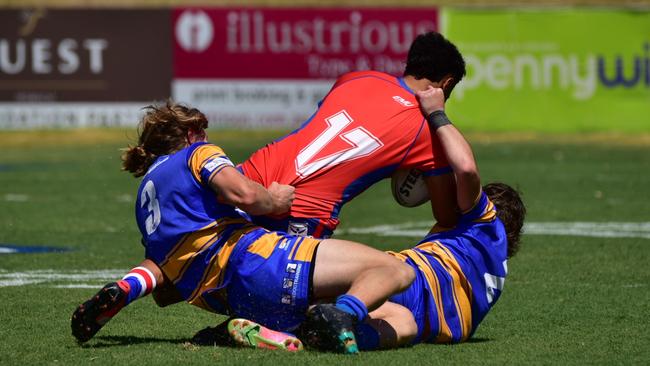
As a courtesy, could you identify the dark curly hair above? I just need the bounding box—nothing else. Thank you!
[483,183,526,258]
[122,101,208,177]
[404,31,466,85]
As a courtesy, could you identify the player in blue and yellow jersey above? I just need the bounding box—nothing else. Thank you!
[71,102,416,354]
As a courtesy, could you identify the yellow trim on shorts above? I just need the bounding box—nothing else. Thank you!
[246,232,282,259]
[293,237,320,262]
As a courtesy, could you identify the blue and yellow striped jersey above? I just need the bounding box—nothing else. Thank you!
[388,191,508,343]
[135,142,262,311]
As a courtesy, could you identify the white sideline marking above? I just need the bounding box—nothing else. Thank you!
[4,194,29,202]
[339,221,650,239]
[2,221,648,288]
[0,269,126,288]
[53,284,108,289]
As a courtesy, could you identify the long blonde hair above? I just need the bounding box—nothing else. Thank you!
[122,101,208,177]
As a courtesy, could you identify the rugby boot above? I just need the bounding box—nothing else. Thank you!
[71,282,127,343]
[303,304,359,354]
[191,319,235,347]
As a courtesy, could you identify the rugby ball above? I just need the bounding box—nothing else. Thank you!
[391,169,429,207]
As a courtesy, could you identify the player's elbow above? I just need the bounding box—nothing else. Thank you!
[454,158,478,178]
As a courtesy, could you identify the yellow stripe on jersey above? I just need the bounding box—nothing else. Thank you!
[160,224,225,283]
[473,200,497,223]
[188,144,228,183]
[187,225,259,304]
[158,220,218,269]
[416,241,474,341]
[402,249,453,343]
[193,294,210,312]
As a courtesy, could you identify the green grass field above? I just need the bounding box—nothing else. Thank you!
[1,130,649,365]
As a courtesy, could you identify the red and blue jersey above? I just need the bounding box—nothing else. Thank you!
[135,142,266,311]
[240,71,451,233]
[388,191,509,344]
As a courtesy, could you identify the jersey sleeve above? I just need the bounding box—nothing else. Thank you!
[188,144,235,186]
[401,119,451,176]
[459,191,497,224]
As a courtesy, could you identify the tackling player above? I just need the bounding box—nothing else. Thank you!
[70,102,415,354]
[240,31,466,238]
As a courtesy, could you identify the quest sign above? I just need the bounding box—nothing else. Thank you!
[172,8,438,128]
[0,9,171,128]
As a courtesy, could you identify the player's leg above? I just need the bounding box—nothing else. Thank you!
[355,302,418,350]
[311,238,415,314]
[303,238,415,353]
[70,259,162,342]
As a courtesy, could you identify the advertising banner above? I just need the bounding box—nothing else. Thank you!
[0,8,172,128]
[172,7,439,128]
[443,9,650,132]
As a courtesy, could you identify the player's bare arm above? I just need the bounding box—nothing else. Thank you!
[211,166,294,216]
[416,86,481,212]
[425,173,458,228]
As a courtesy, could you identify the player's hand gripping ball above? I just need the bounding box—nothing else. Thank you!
[391,169,429,207]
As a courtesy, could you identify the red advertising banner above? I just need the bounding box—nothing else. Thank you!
[173,8,438,79]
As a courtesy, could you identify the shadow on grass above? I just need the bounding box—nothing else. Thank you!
[464,337,491,344]
[80,335,190,348]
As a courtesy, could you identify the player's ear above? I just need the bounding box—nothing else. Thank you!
[187,128,207,145]
[440,75,456,100]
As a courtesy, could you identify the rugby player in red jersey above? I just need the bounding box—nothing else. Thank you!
[241,31,467,238]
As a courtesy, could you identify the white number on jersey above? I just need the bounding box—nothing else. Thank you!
[484,260,508,304]
[140,180,161,235]
[295,110,384,178]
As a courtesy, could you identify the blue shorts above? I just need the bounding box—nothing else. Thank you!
[223,231,321,332]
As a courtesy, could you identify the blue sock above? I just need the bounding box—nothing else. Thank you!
[335,294,369,322]
[119,277,143,305]
[118,267,157,305]
[355,322,381,350]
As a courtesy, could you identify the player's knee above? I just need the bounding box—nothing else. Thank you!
[391,261,415,291]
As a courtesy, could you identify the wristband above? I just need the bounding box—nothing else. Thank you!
[426,110,452,130]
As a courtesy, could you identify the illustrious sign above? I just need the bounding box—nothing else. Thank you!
[443,9,650,132]
[172,8,439,128]
[0,8,172,128]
